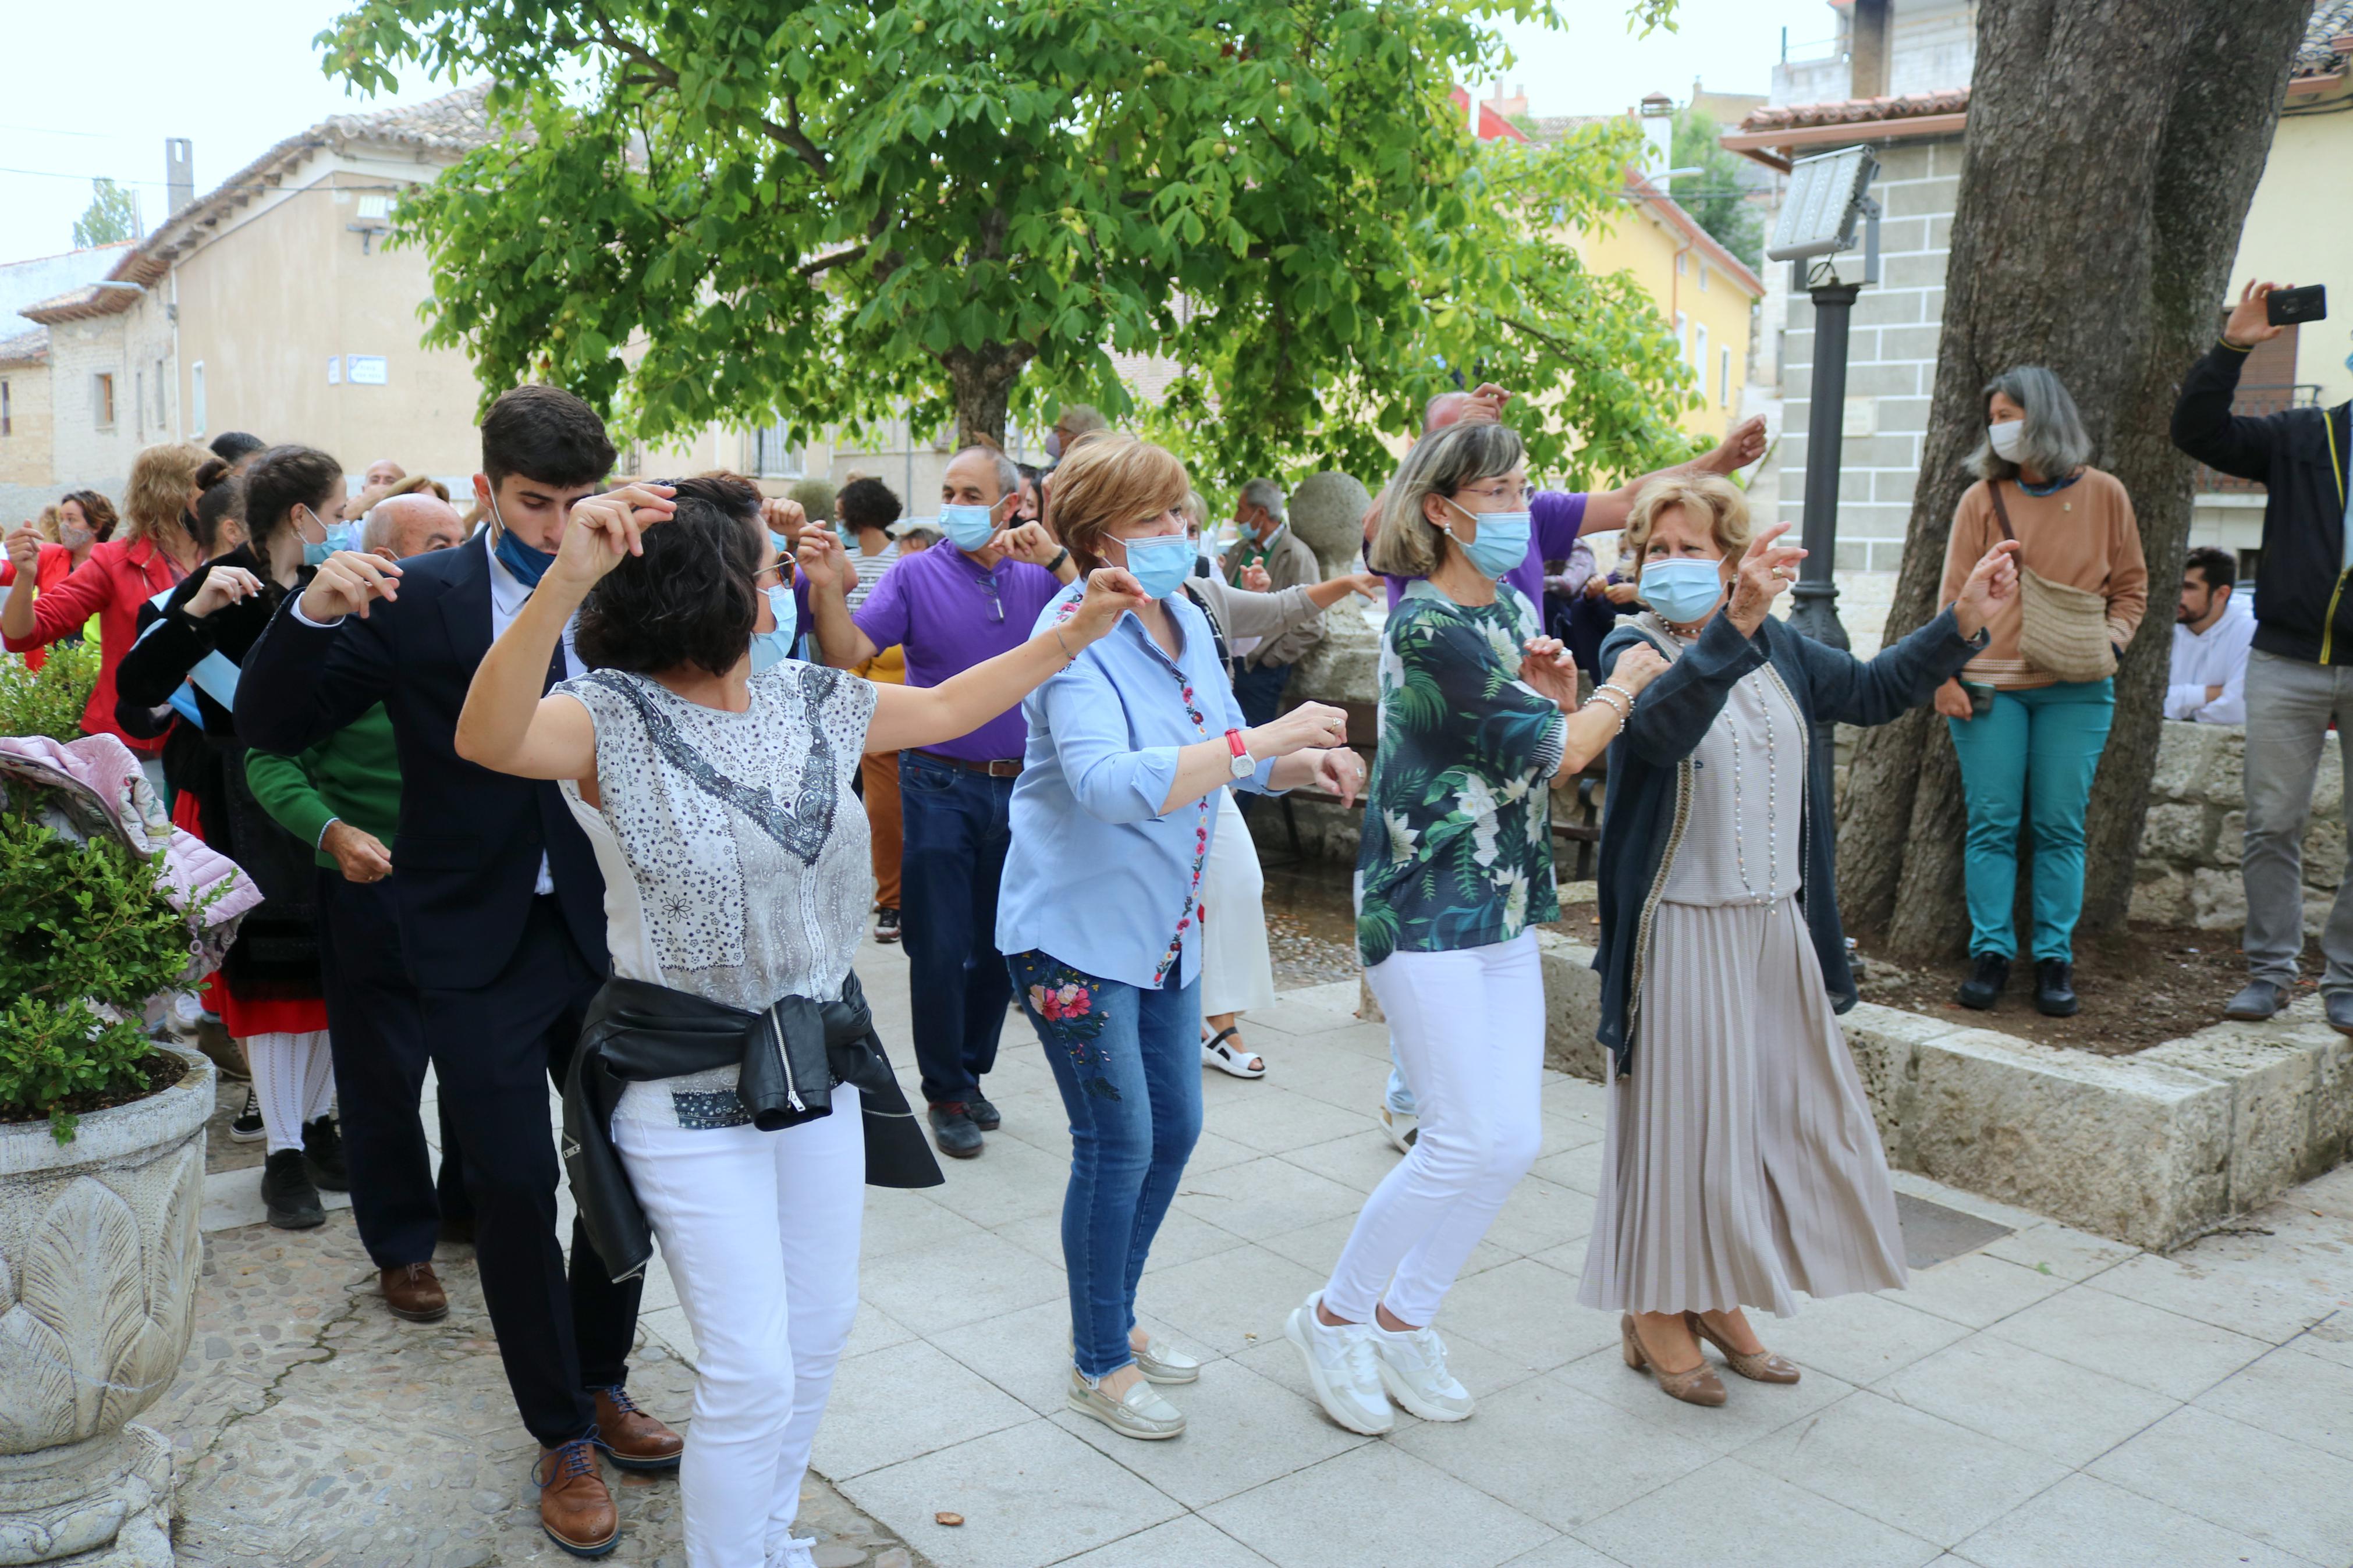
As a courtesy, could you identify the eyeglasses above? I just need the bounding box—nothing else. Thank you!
[1458,482,1534,508]
[974,570,1005,624]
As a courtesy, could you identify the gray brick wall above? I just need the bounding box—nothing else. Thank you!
[1777,136,1964,573]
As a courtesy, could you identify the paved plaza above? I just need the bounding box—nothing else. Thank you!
[168,934,2353,1567]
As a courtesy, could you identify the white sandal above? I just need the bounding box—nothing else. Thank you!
[1202,1026,1266,1079]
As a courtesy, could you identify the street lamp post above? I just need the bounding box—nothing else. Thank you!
[1766,145,1883,652]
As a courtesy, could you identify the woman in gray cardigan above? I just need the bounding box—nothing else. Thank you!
[1582,475,2018,1407]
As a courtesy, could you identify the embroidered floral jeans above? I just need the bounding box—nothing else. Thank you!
[1007,950,1202,1379]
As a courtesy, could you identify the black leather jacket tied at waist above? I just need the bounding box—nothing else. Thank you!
[562,969,943,1282]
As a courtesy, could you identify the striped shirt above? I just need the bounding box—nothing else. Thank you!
[847,541,899,611]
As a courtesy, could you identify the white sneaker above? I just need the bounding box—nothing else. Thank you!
[1284,1292,1393,1435]
[767,1537,818,1568]
[171,991,205,1031]
[1380,1105,1419,1154]
[1372,1322,1475,1421]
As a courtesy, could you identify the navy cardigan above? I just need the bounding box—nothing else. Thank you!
[1591,607,1985,1078]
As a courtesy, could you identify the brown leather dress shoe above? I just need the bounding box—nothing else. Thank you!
[535,1438,618,1557]
[379,1263,449,1323]
[592,1385,683,1472]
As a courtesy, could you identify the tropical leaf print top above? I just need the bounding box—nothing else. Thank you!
[1354,579,1567,966]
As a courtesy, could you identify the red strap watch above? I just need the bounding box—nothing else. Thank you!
[1224,728,1255,778]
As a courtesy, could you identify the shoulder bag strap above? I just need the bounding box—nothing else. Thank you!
[1985,479,2017,544]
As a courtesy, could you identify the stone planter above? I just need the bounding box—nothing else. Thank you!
[0,1047,211,1566]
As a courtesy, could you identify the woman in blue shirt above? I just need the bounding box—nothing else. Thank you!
[998,433,1363,1442]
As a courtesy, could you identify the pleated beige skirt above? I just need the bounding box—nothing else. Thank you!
[1577,895,1907,1318]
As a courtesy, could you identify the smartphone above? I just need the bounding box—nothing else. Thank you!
[1962,680,1996,719]
[2267,285,2327,327]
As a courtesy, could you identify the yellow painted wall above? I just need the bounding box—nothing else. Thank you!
[2231,103,2353,410]
[1567,196,1759,442]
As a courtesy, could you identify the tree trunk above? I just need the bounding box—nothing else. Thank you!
[1837,0,2309,961]
[943,342,1031,450]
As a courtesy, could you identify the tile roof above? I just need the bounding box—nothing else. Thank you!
[0,325,48,365]
[36,83,496,321]
[2297,0,2353,77]
[1740,88,1970,134]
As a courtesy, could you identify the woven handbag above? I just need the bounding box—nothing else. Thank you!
[1987,481,2116,684]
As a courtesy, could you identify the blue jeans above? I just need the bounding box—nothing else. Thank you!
[1009,951,1202,1379]
[1947,679,2115,962]
[899,751,1016,1105]
[1231,660,1293,728]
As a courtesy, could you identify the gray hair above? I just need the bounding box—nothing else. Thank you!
[1058,403,1108,436]
[951,445,1022,503]
[1369,423,1527,578]
[1969,365,2093,483]
[1238,477,1285,521]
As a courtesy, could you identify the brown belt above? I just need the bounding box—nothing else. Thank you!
[913,749,1023,778]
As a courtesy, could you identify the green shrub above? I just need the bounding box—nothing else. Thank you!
[0,641,102,744]
[0,793,198,1142]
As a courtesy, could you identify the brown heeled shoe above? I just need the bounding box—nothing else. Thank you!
[1620,1314,1726,1406]
[1685,1311,1801,1384]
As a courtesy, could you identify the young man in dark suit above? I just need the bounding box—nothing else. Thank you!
[236,387,680,1558]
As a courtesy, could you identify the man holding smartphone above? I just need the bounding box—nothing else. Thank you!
[2171,279,2353,1031]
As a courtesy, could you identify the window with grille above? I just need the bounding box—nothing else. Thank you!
[748,423,802,478]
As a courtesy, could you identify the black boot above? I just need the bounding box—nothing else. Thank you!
[302,1115,349,1192]
[1956,953,2008,1011]
[2035,959,2079,1017]
[262,1148,325,1230]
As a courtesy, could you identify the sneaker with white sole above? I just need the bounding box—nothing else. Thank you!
[228,1087,264,1143]
[1379,1105,1418,1154]
[767,1536,818,1568]
[1284,1292,1393,1435]
[1066,1367,1186,1440]
[1372,1321,1475,1421]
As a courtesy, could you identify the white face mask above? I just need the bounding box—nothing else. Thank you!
[1988,419,2027,462]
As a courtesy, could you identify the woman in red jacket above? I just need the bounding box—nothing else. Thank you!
[4,443,208,787]
[2,489,119,672]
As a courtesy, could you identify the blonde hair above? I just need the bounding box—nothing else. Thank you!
[1624,474,1752,575]
[1368,422,1527,578]
[1049,432,1190,574]
[122,441,211,549]
[33,504,61,545]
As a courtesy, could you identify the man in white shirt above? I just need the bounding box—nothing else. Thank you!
[2169,545,2255,724]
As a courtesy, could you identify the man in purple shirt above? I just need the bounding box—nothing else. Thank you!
[1368,386,1768,614]
[805,445,1076,1158]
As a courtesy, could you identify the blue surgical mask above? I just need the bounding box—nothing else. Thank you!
[1442,501,1532,581]
[939,502,998,553]
[487,493,556,588]
[1123,533,1198,599]
[750,584,798,673]
[1638,557,1726,624]
[297,507,360,567]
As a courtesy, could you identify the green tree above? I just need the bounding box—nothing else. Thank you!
[71,177,140,250]
[1669,108,1762,272]
[321,0,1698,488]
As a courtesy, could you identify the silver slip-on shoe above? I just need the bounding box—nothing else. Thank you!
[1066,1334,1203,1385]
[1067,1368,1186,1440]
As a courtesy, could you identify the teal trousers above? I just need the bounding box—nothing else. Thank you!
[1946,678,2115,962]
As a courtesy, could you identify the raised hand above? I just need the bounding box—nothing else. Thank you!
[1309,746,1367,808]
[1461,382,1513,424]
[795,528,848,596]
[548,482,678,596]
[1610,641,1669,694]
[6,524,41,574]
[1518,635,1581,711]
[1247,700,1350,759]
[1241,562,1272,593]
[321,820,393,883]
[2223,280,2286,350]
[1708,414,1769,474]
[760,496,808,544]
[1065,566,1149,641]
[184,564,264,619]
[991,520,1065,568]
[1953,538,2022,639]
[1725,521,1805,634]
[299,550,403,622]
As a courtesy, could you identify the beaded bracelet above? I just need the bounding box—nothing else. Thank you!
[1588,689,1630,728]
[1596,681,1640,709]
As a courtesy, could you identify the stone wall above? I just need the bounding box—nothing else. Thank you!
[2132,719,2343,931]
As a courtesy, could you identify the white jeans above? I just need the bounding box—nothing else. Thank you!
[612,1083,865,1568]
[1325,932,1543,1326]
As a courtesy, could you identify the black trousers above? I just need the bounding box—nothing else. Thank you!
[418,895,641,1447]
[315,869,470,1268]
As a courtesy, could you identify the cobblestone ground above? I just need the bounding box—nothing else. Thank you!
[151,1210,925,1568]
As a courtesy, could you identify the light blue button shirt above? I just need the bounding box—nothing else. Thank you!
[996,583,1280,991]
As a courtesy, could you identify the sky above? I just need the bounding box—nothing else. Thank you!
[0,0,1838,268]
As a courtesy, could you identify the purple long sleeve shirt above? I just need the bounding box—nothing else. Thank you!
[1380,490,1589,609]
[851,544,1064,762]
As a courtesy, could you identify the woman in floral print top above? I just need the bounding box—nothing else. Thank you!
[1286,422,1665,1440]
[995,434,1363,1443]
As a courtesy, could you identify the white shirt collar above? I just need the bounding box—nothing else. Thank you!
[485,528,532,620]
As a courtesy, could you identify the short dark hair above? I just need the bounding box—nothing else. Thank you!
[208,431,265,463]
[481,385,616,490]
[575,475,764,677]
[2185,546,2236,592]
[837,477,902,536]
[59,488,119,544]
[241,445,344,557]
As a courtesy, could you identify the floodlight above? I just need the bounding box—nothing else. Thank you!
[1767,145,1879,262]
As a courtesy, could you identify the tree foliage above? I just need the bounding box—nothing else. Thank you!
[1670,108,1763,272]
[0,642,102,746]
[72,178,139,250]
[319,0,1698,488]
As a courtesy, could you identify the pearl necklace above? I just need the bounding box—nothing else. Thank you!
[1726,678,1781,905]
